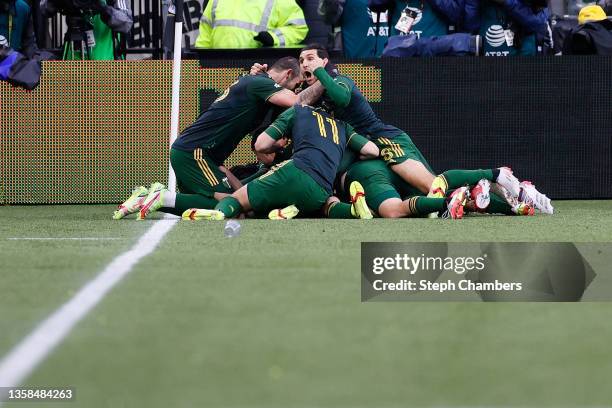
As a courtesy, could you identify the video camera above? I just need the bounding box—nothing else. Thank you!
[51,0,102,17]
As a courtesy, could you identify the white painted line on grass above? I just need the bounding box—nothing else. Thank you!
[0,217,178,397]
[7,238,122,241]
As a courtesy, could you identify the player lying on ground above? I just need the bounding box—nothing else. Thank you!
[113,57,303,220]
[181,104,378,221]
[286,44,553,215]
[339,159,547,219]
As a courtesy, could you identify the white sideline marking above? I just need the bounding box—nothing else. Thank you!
[7,237,121,241]
[0,218,178,396]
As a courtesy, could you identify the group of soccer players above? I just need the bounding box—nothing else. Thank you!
[114,44,554,221]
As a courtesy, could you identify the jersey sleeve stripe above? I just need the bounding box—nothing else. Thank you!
[264,89,284,102]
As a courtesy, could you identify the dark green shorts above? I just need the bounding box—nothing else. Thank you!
[170,148,232,197]
[345,159,421,211]
[247,160,329,214]
[374,133,433,171]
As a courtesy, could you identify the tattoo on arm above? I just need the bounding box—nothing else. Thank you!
[297,82,325,105]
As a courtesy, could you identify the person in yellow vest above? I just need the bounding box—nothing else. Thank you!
[195,0,308,48]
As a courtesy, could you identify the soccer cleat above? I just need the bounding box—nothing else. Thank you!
[470,179,491,212]
[268,205,299,220]
[490,182,519,208]
[113,185,149,220]
[181,208,225,221]
[519,181,554,214]
[496,167,521,200]
[426,176,448,218]
[512,202,536,216]
[427,175,447,198]
[349,181,373,220]
[442,186,469,219]
[137,182,166,220]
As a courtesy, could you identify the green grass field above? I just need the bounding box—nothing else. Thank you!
[1,201,612,408]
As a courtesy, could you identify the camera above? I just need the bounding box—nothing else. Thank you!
[51,0,101,16]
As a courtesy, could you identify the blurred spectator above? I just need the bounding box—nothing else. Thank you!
[298,0,333,48]
[318,0,391,57]
[464,0,550,56]
[382,0,483,56]
[0,0,39,58]
[578,4,607,24]
[0,32,42,89]
[40,0,132,60]
[562,5,612,54]
[195,0,308,48]
[382,32,482,56]
[389,0,464,38]
[550,14,577,55]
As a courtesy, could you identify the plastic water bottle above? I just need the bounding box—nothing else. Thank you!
[224,220,241,238]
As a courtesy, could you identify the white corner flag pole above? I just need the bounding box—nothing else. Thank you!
[168,0,184,193]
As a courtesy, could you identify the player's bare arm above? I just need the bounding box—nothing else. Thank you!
[254,132,285,154]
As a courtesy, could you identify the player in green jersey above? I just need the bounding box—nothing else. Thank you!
[113,57,304,220]
[293,44,553,215]
[181,104,379,221]
[341,159,539,219]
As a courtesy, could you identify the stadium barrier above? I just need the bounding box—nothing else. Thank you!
[1,57,611,204]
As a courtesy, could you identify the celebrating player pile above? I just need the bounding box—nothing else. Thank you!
[114,44,553,221]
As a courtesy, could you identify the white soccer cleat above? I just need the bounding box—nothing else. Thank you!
[519,181,554,214]
[470,179,491,211]
[496,167,521,200]
[490,182,519,208]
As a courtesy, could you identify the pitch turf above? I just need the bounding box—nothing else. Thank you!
[1,201,612,408]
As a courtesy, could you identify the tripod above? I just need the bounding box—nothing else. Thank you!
[62,15,95,60]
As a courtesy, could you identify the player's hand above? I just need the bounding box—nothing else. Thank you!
[309,57,327,72]
[276,137,289,149]
[249,63,268,76]
[256,151,275,166]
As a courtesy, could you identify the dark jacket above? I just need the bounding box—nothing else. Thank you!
[563,18,612,55]
[0,0,39,58]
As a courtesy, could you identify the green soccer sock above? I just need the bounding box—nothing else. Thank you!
[239,167,268,185]
[174,193,219,214]
[409,196,446,216]
[440,169,495,189]
[485,192,514,215]
[215,196,243,218]
[326,201,355,219]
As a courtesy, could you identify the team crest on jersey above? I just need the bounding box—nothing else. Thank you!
[485,25,506,47]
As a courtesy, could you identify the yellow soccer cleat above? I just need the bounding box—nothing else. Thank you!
[268,205,299,220]
[113,185,149,220]
[426,175,449,219]
[349,181,373,220]
[181,208,225,221]
[427,175,448,198]
[137,182,166,220]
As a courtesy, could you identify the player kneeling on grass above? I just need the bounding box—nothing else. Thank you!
[113,57,303,220]
[181,104,378,221]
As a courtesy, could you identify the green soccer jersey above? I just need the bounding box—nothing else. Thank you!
[313,69,404,140]
[266,105,368,192]
[172,73,285,164]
